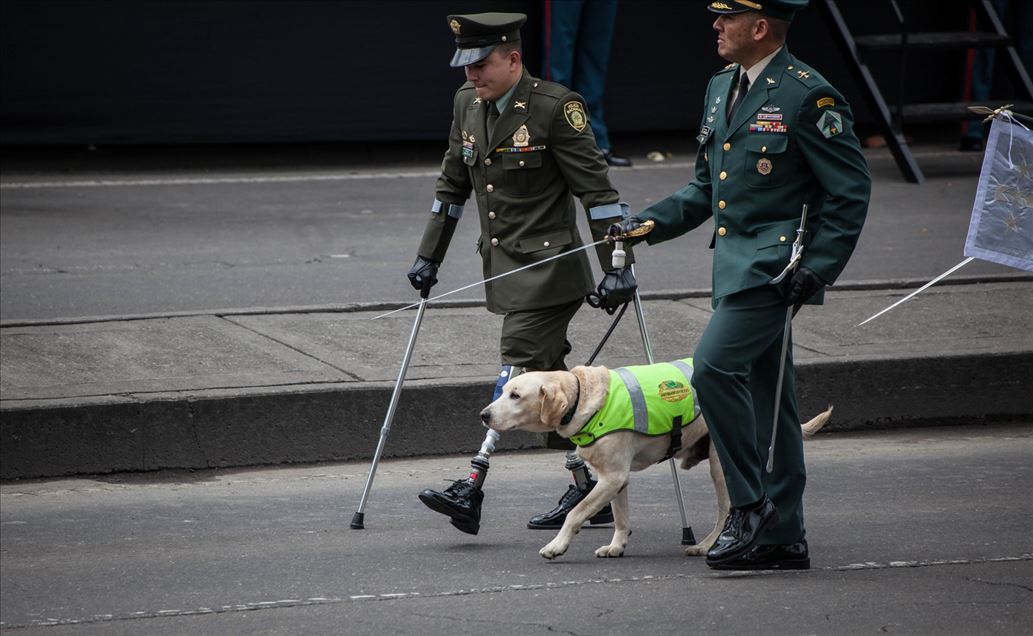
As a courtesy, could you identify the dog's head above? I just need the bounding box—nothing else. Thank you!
[479,370,575,434]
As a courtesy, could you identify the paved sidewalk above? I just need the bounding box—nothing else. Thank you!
[2,278,1031,479]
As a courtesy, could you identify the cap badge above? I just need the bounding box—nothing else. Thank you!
[564,101,587,132]
[512,124,530,147]
[450,19,461,35]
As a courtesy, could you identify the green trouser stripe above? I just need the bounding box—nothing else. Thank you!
[614,367,649,434]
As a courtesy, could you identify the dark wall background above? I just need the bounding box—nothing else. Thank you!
[0,0,1004,146]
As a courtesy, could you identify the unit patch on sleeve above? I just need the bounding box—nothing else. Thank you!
[816,110,843,138]
[564,101,587,132]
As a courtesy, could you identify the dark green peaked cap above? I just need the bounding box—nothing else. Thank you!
[707,0,808,21]
[447,12,526,67]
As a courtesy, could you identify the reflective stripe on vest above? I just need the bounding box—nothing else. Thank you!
[569,358,701,447]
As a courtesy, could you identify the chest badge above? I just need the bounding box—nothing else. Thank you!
[757,157,773,175]
[512,124,530,147]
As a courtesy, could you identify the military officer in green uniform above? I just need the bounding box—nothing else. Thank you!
[410,12,638,536]
[618,0,870,569]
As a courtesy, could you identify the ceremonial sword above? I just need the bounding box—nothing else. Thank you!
[767,204,808,474]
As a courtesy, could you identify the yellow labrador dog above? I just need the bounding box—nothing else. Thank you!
[479,361,831,560]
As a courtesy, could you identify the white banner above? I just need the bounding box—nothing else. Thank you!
[965,116,1033,271]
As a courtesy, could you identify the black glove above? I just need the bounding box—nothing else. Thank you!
[587,267,637,314]
[407,256,439,295]
[785,266,825,312]
[607,215,647,246]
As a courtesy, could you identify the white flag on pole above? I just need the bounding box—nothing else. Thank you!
[965,115,1033,272]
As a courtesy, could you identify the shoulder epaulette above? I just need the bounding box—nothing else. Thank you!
[530,78,568,100]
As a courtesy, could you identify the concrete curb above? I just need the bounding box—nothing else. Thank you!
[4,350,1030,480]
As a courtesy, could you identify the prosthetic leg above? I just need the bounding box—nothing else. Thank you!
[526,451,614,529]
[417,365,522,535]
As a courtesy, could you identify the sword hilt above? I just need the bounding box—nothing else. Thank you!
[770,204,809,285]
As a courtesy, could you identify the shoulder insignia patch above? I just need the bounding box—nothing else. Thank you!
[816,97,835,109]
[564,101,587,132]
[817,110,843,138]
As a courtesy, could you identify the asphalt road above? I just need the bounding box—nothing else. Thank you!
[0,146,1016,321]
[2,423,1030,635]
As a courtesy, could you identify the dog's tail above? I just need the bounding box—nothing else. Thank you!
[801,405,833,439]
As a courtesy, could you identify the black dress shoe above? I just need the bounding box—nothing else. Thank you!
[527,481,614,529]
[602,149,632,167]
[708,539,810,570]
[705,496,779,567]
[418,479,483,535]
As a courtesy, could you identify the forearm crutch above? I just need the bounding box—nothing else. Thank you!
[630,266,695,546]
[351,285,430,530]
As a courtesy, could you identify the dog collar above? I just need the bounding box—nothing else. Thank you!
[560,375,581,427]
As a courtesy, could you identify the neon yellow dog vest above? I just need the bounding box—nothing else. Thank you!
[569,359,700,447]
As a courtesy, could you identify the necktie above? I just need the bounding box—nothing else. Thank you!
[487,102,500,139]
[727,72,750,122]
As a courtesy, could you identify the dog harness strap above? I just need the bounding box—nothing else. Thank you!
[660,415,683,462]
[614,367,649,434]
[669,360,702,419]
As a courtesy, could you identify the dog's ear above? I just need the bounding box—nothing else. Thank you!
[538,382,569,427]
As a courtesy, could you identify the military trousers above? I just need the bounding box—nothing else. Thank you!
[498,298,583,451]
[691,285,806,545]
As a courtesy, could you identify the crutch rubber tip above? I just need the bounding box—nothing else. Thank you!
[350,512,365,529]
[681,526,697,546]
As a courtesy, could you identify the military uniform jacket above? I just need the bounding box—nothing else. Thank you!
[418,68,630,314]
[640,47,871,306]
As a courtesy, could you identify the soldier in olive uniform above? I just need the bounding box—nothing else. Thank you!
[410,13,637,536]
[618,0,870,569]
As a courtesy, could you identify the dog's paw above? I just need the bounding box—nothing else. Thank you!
[539,540,569,560]
[594,544,625,558]
[683,537,716,557]
[683,544,708,557]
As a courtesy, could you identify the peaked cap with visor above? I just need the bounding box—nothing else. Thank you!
[447,12,526,67]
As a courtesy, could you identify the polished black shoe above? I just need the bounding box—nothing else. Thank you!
[418,479,483,535]
[602,149,632,167]
[708,539,810,570]
[705,496,779,567]
[527,481,614,529]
